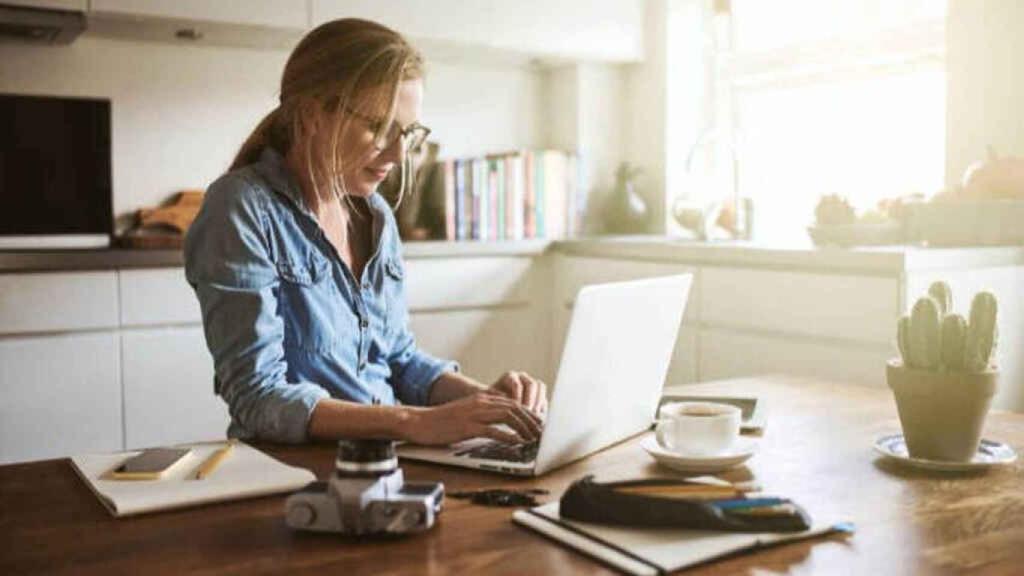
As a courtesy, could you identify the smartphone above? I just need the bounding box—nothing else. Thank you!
[110,447,192,480]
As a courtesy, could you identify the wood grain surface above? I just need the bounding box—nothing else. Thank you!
[1,376,1022,575]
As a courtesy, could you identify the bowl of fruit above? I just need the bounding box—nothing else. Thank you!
[807,194,907,247]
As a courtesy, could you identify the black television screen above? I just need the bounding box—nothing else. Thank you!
[0,93,112,239]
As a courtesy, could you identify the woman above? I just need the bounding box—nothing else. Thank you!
[185,18,546,446]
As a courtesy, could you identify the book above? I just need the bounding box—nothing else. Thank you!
[513,501,852,576]
[433,149,581,243]
[454,159,467,241]
[70,441,315,518]
[444,159,455,240]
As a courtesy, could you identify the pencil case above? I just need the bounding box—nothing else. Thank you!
[559,476,812,533]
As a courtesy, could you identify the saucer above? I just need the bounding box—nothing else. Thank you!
[873,434,1018,472]
[640,436,758,473]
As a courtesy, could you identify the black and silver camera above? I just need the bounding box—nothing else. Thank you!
[285,439,444,535]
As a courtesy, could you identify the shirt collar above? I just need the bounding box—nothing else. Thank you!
[256,146,392,250]
[255,147,313,219]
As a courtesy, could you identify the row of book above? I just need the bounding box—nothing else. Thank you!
[430,150,584,241]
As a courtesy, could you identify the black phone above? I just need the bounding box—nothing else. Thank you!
[111,447,192,480]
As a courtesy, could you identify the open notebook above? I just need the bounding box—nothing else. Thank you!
[70,441,316,517]
[514,502,852,576]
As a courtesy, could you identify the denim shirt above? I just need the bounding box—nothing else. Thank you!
[184,148,457,443]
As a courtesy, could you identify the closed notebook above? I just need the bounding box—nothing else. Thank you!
[70,441,315,518]
[513,502,852,576]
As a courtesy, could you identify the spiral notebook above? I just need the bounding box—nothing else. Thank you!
[70,441,315,517]
[513,502,853,576]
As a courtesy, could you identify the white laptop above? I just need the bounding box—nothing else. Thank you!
[397,274,693,476]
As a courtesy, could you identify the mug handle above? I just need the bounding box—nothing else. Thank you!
[655,418,676,450]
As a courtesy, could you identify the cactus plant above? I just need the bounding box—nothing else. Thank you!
[965,291,998,372]
[940,314,967,370]
[897,315,911,366]
[908,296,942,369]
[928,281,952,315]
[896,284,998,374]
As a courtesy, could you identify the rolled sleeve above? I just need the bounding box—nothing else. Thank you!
[185,174,327,443]
[388,328,459,406]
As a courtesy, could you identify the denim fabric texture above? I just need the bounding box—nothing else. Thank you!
[184,148,457,443]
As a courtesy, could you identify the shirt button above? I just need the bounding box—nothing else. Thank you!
[360,319,369,329]
[362,282,370,291]
[359,362,367,371]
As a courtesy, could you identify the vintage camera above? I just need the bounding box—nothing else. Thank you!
[285,439,444,535]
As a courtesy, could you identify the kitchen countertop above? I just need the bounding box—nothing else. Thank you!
[557,236,1024,274]
[1,236,1022,274]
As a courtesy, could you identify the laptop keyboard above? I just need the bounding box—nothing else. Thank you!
[454,441,539,463]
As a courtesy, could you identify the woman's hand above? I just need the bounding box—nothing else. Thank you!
[488,371,548,415]
[400,391,543,446]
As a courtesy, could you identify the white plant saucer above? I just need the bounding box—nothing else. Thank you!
[873,434,1018,472]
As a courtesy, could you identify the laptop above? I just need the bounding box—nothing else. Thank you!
[397,274,693,476]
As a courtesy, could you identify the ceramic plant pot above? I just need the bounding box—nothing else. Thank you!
[887,360,998,462]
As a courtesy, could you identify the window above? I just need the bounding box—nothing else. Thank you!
[711,0,946,244]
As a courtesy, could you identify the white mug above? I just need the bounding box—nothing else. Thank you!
[655,402,741,456]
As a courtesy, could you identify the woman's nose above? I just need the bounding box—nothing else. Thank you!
[377,132,404,164]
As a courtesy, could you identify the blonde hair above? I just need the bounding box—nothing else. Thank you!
[231,18,424,206]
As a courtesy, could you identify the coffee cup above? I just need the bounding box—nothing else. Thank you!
[655,402,741,456]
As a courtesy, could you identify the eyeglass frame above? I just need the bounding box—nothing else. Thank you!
[345,107,431,153]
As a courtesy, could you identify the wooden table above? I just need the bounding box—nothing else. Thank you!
[2,376,1022,575]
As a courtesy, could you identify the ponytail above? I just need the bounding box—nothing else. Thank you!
[230,107,285,170]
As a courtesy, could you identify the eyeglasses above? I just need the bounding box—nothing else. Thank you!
[346,107,431,153]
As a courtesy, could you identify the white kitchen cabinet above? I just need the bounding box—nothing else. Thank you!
[410,307,550,385]
[311,0,644,62]
[89,0,307,29]
[0,271,118,336]
[0,331,121,464]
[700,268,898,345]
[553,254,699,323]
[666,326,699,386]
[1,0,84,10]
[119,268,200,327]
[121,326,227,449]
[404,256,536,312]
[700,328,893,388]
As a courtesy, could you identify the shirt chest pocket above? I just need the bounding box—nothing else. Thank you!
[276,255,339,352]
[382,258,407,334]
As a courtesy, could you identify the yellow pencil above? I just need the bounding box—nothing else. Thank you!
[195,439,237,480]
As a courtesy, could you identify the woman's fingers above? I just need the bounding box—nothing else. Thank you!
[519,373,547,413]
[493,371,523,403]
[474,424,521,445]
[477,405,541,442]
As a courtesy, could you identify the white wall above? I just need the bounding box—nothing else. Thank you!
[946,0,1024,186]
[539,62,628,233]
[423,60,543,160]
[621,0,711,234]
[0,35,543,230]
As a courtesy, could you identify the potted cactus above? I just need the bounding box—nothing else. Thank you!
[888,281,999,462]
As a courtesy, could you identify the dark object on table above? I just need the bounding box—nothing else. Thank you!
[449,488,549,507]
[559,475,811,532]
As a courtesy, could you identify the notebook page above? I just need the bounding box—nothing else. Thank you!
[70,442,315,517]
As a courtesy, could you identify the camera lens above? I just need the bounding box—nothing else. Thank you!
[335,439,397,477]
